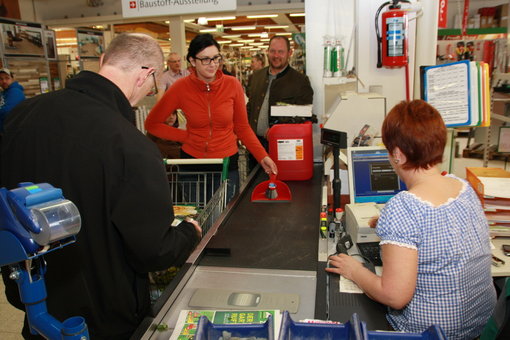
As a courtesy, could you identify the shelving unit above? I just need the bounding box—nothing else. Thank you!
[483,73,510,166]
[438,27,507,37]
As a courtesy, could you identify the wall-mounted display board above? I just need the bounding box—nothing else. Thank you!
[0,18,44,58]
[0,18,63,97]
[76,29,104,58]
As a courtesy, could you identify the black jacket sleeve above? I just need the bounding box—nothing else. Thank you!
[111,142,199,273]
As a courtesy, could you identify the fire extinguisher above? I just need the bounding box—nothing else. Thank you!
[376,0,410,68]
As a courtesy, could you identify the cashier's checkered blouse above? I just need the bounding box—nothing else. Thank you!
[376,174,496,340]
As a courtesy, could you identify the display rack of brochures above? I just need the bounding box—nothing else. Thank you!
[421,60,491,128]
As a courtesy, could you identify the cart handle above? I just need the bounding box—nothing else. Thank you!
[163,158,230,181]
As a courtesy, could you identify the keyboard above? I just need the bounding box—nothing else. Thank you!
[356,242,382,266]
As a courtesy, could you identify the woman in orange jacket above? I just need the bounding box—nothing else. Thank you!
[145,34,277,197]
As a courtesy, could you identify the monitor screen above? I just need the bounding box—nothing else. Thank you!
[347,146,407,204]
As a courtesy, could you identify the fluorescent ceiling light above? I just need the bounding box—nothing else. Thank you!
[197,17,208,25]
[247,14,278,19]
[183,19,194,23]
[278,32,292,36]
[260,32,269,38]
[222,35,241,39]
[260,38,270,42]
[206,16,236,21]
[229,43,244,47]
[264,25,288,29]
[240,46,252,49]
[289,13,305,17]
[239,39,255,43]
[164,21,170,24]
[199,28,217,33]
[249,43,264,46]
[230,26,256,31]
[248,33,264,37]
[217,40,232,44]
[250,48,261,51]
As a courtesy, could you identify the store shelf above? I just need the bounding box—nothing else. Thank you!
[323,77,356,86]
[438,27,507,37]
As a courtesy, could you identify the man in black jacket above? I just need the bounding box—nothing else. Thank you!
[246,35,314,149]
[1,33,201,339]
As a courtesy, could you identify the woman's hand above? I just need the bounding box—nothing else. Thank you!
[326,254,364,281]
[260,156,278,175]
[368,216,379,228]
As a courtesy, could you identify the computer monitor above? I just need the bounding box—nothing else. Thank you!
[347,146,407,204]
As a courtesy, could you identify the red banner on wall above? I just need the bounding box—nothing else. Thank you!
[438,0,448,28]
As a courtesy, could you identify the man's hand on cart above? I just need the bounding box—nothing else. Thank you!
[260,156,278,175]
[185,216,203,239]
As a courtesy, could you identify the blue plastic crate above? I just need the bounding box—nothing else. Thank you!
[362,324,447,340]
[195,314,274,340]
[278,311,363,340]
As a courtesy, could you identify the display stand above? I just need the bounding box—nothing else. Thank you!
[0,17,61,96]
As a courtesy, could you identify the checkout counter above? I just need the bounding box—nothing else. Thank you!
[135,164,389,339]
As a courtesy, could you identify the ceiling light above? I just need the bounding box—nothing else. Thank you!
[199,28,217,33]
[250,48,261,51]
[222,35,241,39]
[264,25,289,29]
[260,32,269,39]
[240,46,252,49]
[289,13,305,17]
[247,14,278,19]
[217,40,232,44]
[183,19,194,23]
[278,32,292,36]
[249,42,264,46]
[229,43,244,47]
[164,20,170,24]
[260,38,270,42]
[206,16,236,21]
[248,33,263,37]
[239,39,255,43]
[230,26,256,31]
[197,17,208,25]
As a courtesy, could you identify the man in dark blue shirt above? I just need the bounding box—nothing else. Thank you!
[0,68,25,132]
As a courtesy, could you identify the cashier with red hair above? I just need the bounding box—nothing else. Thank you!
[327,100,496,339]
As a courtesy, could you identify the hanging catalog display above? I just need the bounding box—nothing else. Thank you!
[421,60,491,128]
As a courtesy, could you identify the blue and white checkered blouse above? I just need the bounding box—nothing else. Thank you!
[376,174,496,339]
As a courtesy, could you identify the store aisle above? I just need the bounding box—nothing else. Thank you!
[0,276,24,340]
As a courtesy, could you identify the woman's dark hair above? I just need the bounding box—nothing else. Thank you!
[382,100,446,170]
[186,34,221,63]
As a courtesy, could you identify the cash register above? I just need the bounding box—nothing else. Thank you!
[344,146,407,266]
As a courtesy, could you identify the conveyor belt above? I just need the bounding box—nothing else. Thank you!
[200,164,323,271]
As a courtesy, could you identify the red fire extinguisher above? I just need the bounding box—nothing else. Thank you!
[376,0,410,68]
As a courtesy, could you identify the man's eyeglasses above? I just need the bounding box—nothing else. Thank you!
[194,55,222,65]
[141,66,158,95]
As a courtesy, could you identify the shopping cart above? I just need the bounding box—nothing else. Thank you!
[165,158,230,233]
[149,158,230,301]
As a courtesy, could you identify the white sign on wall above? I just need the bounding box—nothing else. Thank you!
[121,0,237,18]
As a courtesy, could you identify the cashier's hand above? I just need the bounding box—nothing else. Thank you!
[326,254,364,281]
[368,216,379,228]
[260,156,278,175]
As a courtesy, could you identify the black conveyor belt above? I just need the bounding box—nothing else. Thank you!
[200,164,323,271]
